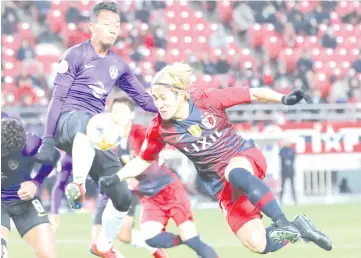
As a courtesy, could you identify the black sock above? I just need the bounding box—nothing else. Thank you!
[183,236,218,258]
[228,168,287,222]
[261,227,289,254]
[145,232,182,248]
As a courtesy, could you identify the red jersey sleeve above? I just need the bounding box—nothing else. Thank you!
[139,116,166,161]
[200,87,251,109]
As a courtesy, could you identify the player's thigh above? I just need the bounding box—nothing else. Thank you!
[177,220,198,241]
[23,224,56,258]
[140,201,168,239]
[224,149,267,181]
[89,149,121,184]
[236,218,267,253]
[117,216,134,244]
[11,199,55,257]
[55,111,92,153]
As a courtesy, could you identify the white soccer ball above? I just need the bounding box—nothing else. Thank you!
[86,113,122,151]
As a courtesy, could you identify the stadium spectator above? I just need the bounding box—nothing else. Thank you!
[16,40,36,61]
[153,27,167,49]
[328,78,349,103]
[231,1,255,38]
[216,54,230,74]
[200,52,217,75]
[154,53,167,72]
[65,3,82,24]
[351,53,361,73]
[209,24,229,50]
[321,27,337,49]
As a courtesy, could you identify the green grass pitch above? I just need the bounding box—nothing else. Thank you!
[8,203,361,257]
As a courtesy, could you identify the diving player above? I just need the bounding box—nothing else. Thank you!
[100,63,333,255]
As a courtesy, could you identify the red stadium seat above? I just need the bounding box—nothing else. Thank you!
[47,9,65,33]
[248,24,263,48]
[313,73,331,98]
[335,1,354,17]
[217,1,233,23]
[17,23,36,45]
[263,36,285,59]
[2,35,22,52]
[279,48,300,72]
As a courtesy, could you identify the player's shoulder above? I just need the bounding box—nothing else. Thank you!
[146,115,162,138]
[190,88,217,100]
[131,123,147,133]
[63,42,85,57]
[22,132,42,156]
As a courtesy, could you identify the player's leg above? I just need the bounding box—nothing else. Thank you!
[141,200,182,249]
[224,150,332,250]
[50,166,72,232]
[1,204,10,258]
[91,194,108,243]
[1,226,9,258]
[90,157,132,256]
[12,198,56,258]
[224,151,300,243]
[171,183,218,258]
[55,111,95,209]
[235,218,288,254]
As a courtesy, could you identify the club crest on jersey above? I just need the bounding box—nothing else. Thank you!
[109,65,118,79]
[201,115,217,129]
[188,125,202,137]
[8,159,19,170]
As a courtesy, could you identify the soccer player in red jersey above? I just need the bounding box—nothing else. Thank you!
[100,63,332,254]
[100,97,218,258]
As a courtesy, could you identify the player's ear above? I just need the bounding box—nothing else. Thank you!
[89,22,95,34]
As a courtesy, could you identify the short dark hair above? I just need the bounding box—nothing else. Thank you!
[111,97,135,112]
[1,118,26,157]
[91,1,119,21]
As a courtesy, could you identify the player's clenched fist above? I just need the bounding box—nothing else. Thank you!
[17,181,38,200]
[281,89,312,105]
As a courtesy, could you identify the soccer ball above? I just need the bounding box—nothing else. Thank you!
[86,113,122,151]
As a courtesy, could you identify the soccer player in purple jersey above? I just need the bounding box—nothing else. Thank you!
[1,119,58,258]
[100,63,332,255]
[34,2,157,257]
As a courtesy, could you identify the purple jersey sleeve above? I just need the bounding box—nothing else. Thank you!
[117,64,157,113]
[44,47,81,137]
[32,164,54,185]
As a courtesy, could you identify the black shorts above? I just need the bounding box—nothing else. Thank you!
[92,193,140,225]
[55,111,122,184]
[1,197,50,237]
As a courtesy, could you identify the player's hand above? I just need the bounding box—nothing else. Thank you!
[17,181,38,200]
[281,89,312,105]
[35,137,61,166]
[50,214,60,233]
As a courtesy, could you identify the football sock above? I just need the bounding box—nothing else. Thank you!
[97,200,127,252]
[1,238,8,257]
[228,168,287,222]
[183,236,218,258]
[145,232,183,248]
[72,132,95,186]
[262,227,289,254]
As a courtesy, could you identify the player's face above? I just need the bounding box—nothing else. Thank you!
[111,102,133,127]
[91,10,120,47]
[151,85,184,120]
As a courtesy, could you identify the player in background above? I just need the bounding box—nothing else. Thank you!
[100,63,333,255]
[49,153,72,232]
[1,118,59,258]
[34,2,157,257]
[94,97,218,258]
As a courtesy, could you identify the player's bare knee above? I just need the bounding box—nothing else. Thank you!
[243,233,267,254]
[225,157,254,181]
[141,222,163,240]
[178,220,198,241]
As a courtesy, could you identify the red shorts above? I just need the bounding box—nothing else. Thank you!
[216,148,268,234]
[140,180,193,227]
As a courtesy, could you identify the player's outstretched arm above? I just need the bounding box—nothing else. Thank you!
[98,156,151,191]
[250,88,312,105]
[118,65,158,113]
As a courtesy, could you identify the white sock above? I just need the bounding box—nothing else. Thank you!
[72,132,95,185]
[97,200,127,252]
[131,229,158,254]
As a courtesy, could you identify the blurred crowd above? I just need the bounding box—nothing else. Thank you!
[2,0,361,107]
